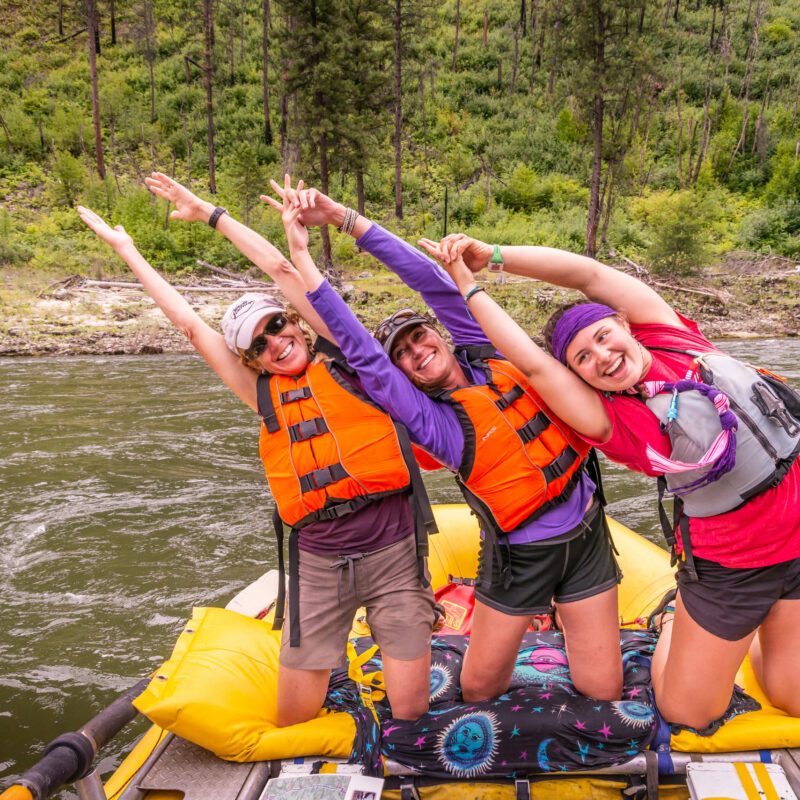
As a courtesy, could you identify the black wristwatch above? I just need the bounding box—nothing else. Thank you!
[208,206,228,229]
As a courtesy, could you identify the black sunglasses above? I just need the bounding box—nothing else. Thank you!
[243,313,289,360]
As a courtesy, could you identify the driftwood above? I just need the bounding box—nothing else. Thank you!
[83,279,283,294]
[196,259,258,281]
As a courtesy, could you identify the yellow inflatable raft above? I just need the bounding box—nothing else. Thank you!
[6,506,800,800]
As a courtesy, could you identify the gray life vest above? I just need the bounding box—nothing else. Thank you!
[645,350,800,518]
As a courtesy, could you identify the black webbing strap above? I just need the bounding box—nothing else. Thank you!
[584,448,617,553]
[271,507,286,632]
[542,447,579,483]
[257,374,280,433]
[280,387,311,404]
[399,777,421,800]
[515,778,531,800]
[495,384,525,410]
[298,463,349,493]
[288,417,329,443]
[395,422,438,587]
[516,411,551,444]
[657,476,698,580]
[288,527,301,647]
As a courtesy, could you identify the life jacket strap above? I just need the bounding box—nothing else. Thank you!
[656,476,698,580]
[494,384,525,411]
[257,374,280,433]
[394,422,438,587]
[516,411,550,444]
[271,507,287,632]
[288,416,330,443]
[288,528,301,647]
[298,463,349,493]
[280,387,312,404]
[542,447,580,483]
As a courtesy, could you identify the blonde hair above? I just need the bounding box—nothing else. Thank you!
[239,309,317,372]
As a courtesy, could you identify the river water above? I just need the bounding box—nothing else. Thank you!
[2,341,799,796]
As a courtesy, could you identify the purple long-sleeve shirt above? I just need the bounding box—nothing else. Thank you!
[307,224,595,543]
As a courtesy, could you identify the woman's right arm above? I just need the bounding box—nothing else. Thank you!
[77,206,259,412]
[285,187,488,347]
[436,234,681,328]
[145,172,335,342]
[422,244,613,443]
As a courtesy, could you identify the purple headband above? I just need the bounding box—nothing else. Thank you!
[551,303,617,364]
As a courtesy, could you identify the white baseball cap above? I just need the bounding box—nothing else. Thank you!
[221,292,285,354]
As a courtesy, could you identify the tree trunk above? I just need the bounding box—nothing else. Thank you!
[510,24,520,94]
[483,9,488,47]
[204,0,217,193]
[520,0,527,37]
[419,70,429,173]
[110,0,116,44]
[393,0,403,219]
[59,0,64,36]
[87,0,106,179]
[529,0,539,92]
[262,0,272,145]
[229,0,235,83]
[452,0,460,71]
[586,92,603,257]
[319,133,332,268]
[356,169,365,216]
[144,0,155,124]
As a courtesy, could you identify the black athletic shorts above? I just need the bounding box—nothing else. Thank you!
[677,554,800,641]
[474,499,622,616]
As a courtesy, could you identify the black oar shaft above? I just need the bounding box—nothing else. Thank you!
[2,678,150,800]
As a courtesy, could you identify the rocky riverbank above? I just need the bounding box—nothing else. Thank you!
[2,253,799,357]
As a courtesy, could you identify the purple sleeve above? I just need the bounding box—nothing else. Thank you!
[306,280,464,470]
[356,223,489,348]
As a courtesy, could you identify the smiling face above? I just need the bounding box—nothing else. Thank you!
[565,316,652,392]
[390,324,465,391]
[248,312,311,376]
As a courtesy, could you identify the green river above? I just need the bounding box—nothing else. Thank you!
[1,341,798,796]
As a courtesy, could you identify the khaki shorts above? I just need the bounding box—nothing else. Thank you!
[279,534,437,670]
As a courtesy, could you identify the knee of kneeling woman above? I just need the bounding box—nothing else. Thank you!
[575,674,623,703]
[655,693,718,731]
[391,697,430,721]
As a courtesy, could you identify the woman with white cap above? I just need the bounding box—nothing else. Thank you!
[76,188,437,728]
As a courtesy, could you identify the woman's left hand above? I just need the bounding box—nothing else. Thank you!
[262,174,309,253]
[77,206,135,254]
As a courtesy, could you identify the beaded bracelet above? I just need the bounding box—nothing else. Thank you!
[337,207,358,235]
[464,286,486,303]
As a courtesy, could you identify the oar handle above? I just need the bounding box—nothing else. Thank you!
[3,678,150,800]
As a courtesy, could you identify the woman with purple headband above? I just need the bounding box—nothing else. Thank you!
[416,233,800,730]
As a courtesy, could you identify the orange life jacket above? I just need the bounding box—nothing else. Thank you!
[257,359,414,529]
[443,352,591,536]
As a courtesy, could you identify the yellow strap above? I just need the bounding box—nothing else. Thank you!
[734,762,763,800]
[753,762,781,800]
[346,642,383,725]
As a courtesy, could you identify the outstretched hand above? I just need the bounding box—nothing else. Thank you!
[77,206,135,254]
[145,172,211,222]
[262,174,309,253]
[417,238,477,293]
[261,182,342,228]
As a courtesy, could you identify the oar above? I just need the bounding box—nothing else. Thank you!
[1,678,151,800]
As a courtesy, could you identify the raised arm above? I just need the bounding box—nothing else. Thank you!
[282,186,488,347]
[418,240,612,442]
[437,234,681,328]
[77,206,259,412]
[145,172,334,342]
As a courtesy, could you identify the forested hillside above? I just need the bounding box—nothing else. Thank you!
[1,0,799,281]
